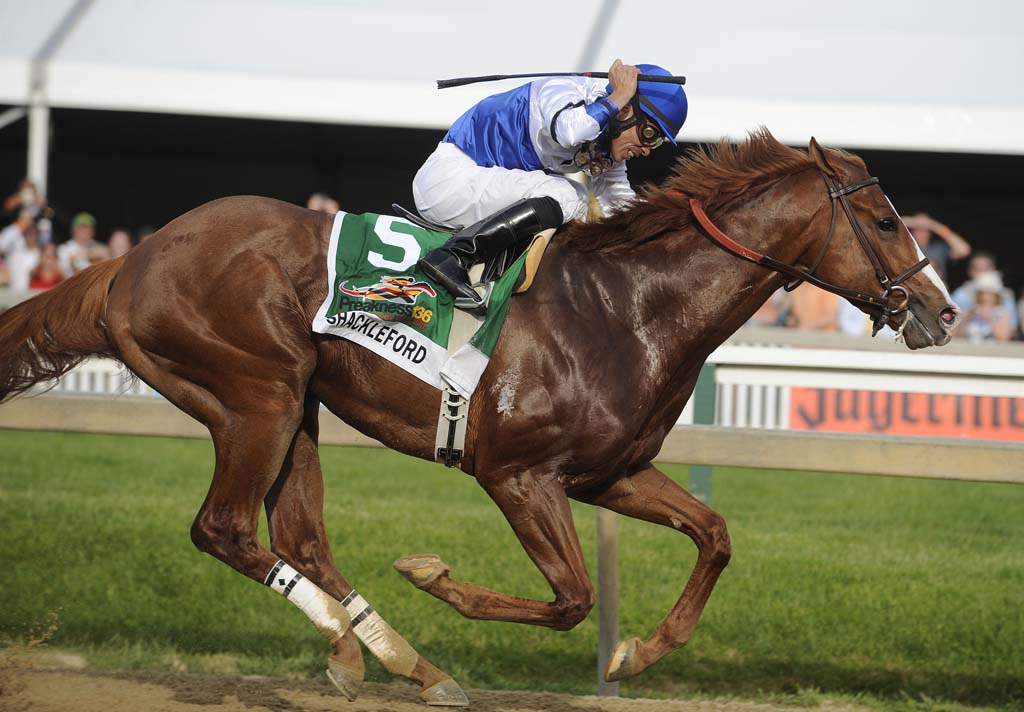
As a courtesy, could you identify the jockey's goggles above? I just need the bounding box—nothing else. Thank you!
[607,96,667,150]
[637,114,666,148]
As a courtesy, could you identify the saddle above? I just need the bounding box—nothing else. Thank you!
[392,203,553,309]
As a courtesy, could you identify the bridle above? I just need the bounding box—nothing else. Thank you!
[685,169,930,336]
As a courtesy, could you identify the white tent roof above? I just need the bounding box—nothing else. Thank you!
[3,0,1023,154]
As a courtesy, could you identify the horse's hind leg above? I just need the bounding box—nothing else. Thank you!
[262,394,363,700]
[576,463,732,682]
[130,352,365,698]
[107,253,358,696]
[264,394,467,707]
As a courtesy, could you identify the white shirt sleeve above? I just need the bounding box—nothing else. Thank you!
[533,79,604,149]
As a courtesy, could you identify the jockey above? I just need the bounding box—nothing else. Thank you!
[414,59,688,302]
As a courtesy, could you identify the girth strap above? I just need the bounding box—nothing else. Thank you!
[435,385,469,467]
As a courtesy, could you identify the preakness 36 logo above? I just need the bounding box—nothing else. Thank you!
[339,275,436,304]
[334,275,436,326]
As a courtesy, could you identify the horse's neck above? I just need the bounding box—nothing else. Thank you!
[614,173,821,414]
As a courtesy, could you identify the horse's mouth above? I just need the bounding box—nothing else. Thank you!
[894,299,957,349]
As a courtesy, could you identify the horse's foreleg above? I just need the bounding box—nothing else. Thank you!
[576,463,731,682]
[396,469,594,630]
[265,396,466,706]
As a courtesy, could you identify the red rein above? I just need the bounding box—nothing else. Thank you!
[665,188,767,264]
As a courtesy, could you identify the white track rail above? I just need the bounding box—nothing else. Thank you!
[46,333,1024,436]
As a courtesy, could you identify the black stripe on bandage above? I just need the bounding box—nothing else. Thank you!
[341,590,359,607]
[282,573,303,598]
[264,560,285,587]
[350,605,375,628]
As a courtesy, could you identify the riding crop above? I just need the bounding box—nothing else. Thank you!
[437,72,686,90]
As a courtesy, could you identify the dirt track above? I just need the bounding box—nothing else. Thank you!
[3,668,874,712]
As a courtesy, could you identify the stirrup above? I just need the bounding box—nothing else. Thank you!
[452,264,491,316]
[419,262,471,302]
[454,282,491,317]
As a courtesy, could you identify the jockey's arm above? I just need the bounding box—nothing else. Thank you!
[539,60,639,150]
[535,79,620,150]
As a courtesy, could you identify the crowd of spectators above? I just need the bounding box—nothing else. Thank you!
[0,180,342,299]
[0,178,153,297]
[1,179,1018,344]
[751,212,1022,343]
[306,192,340,214]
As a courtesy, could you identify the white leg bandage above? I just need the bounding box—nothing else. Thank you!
[341,590,419,677]
[265,560,351,643]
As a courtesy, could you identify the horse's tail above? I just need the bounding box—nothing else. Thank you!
[0,256,125,402]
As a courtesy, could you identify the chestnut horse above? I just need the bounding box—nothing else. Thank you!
[0,131,957,705]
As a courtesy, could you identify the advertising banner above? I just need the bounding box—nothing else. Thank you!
[790,388,1024,442]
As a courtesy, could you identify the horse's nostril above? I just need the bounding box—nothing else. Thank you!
[939,307,957,326]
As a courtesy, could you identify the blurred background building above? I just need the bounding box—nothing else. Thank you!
[1,0,1021,296]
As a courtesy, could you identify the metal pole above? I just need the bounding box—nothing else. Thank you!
[576,0,620,72]
[596,507,619,696]
[689,364,717,504]
[27,95,49,193]
[27,0,95,196]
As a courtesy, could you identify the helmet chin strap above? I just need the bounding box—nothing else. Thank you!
[581,96,644,175]
[605,97,642,142]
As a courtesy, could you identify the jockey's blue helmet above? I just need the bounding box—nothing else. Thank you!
[607,63,688,145]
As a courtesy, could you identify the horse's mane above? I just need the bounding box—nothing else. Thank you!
[560,128,864,253]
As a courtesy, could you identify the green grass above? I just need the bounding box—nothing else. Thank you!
[1,429,1022,710]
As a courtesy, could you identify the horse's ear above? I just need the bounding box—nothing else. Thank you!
[808,137,840,178]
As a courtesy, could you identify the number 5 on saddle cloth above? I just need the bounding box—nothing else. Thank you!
[311,208,553,466]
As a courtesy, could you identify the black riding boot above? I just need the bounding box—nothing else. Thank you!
[418,197,563,302]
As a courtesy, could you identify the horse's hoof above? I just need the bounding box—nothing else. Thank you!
[420,678,469,707]
[394,554,450,589]
[325,657,363,701]
[604,637,642,682]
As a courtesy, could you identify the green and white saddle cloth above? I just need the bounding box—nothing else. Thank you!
[312,211,522,398]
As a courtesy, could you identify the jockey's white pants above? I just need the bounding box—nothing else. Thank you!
[412,142,591,229]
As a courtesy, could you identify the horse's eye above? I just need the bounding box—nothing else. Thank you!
[875,217,898,232]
